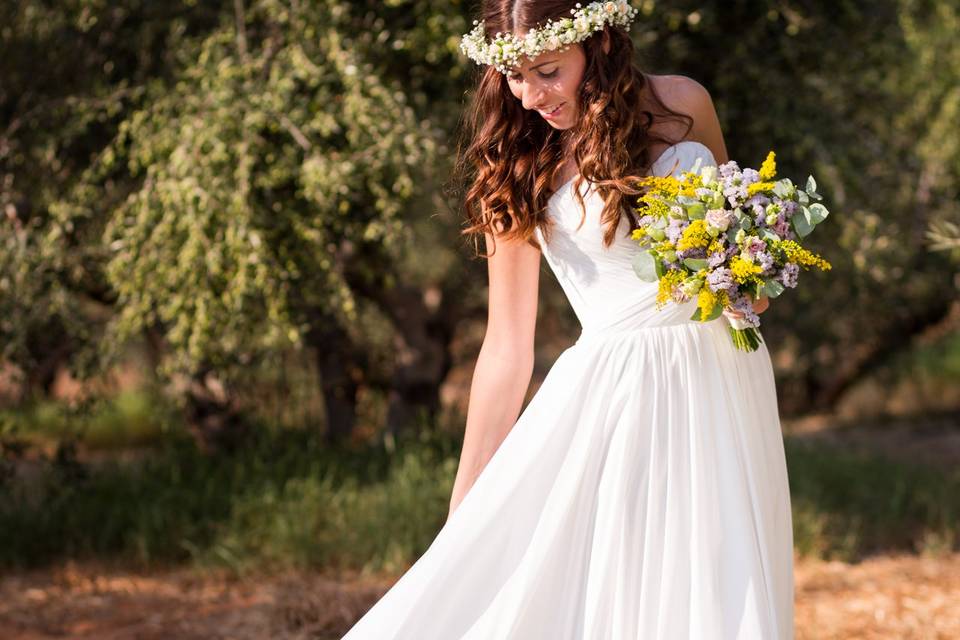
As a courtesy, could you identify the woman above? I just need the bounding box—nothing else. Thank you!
[342,1,793,638]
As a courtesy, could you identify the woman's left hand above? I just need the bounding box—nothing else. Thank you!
[722,294,770,320]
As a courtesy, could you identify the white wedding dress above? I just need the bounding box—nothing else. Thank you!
[342,141,794,639]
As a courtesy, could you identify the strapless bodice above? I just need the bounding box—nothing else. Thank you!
[534,140,719,338]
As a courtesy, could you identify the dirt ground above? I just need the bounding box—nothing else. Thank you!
[2,553,958,639]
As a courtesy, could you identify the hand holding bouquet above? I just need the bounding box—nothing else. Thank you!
[630,150,832,351]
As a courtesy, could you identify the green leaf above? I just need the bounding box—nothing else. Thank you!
[805,175,817,193]
[682,257,709,271]
[808,203,829,224]
[792,210,813,238]
[687,203,705,219]
[632,250,659,282]
[773,178,794,199]
[762,278,786,298]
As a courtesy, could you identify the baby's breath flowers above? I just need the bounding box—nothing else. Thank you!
[459,1,639,74]
[631,150,833,352]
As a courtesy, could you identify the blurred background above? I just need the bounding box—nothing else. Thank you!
[1,0,958,638]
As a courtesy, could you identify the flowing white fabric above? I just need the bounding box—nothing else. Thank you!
[342,140,795,639]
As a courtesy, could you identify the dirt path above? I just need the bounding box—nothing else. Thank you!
[2,553,958,639]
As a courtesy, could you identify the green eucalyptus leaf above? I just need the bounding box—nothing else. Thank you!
[761,228,780,242]
[808,203,830,224]
[655,256,666,278]
[687,203,706,219]
[792,211,813,238]
[682,258,709,271]
[762,279,786,299]
[633,250,659,282]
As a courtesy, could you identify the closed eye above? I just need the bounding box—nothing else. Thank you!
[508,69,559,81]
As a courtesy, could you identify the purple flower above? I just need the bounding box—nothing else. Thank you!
[723,179,749,207]
[780,200,798,216]
[772,218,791,237]
[666,218,687,243]
[677,246,707,261]
[746,194,771,208]
[754,209,768,228]
[707,267,736,294]
[745,236,766,256]
[708,248,728,268]
[728,294,761,328]
[778,262,800,288]
[755,250,775,274]
[719,160,741,178]
[741,168,761,185]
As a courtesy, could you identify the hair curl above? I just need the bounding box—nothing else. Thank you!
[452,0,694,258]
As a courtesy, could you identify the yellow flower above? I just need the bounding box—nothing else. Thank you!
[747,181,776,197]
[695,288,730,321]
[758,151,777,181]
[774,239,832,271]
[631,227,647,240]
[676,219,710,251]
[655,270,686,309]
[637,196,672,219]
[638,173,701,201]
[730,254,764,284]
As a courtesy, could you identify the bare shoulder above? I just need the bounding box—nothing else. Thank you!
[645,74,729,164]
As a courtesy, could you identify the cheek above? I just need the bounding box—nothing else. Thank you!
[553,77,578,101]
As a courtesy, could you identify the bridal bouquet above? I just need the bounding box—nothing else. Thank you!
[630,151,832,351]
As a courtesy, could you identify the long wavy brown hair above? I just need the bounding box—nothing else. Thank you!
[453,0,694,258]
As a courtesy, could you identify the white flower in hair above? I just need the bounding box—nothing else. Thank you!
[459,1,640,75]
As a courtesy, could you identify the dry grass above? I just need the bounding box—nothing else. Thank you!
[2,554,958,639]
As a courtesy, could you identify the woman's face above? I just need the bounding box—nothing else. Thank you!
[505,43,586,130]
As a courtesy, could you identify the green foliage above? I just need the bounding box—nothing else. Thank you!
[2,389,182,450]
[786,437,959,560]
[0,426,457,571]
[1,427,956,570]
[1,0,958,418]
[61,2,436,377]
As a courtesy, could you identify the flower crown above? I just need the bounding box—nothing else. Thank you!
[459,1,640,75]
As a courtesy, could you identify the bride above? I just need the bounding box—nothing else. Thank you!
[343,1,794,638]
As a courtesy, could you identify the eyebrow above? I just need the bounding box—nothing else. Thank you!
[529,59,558,70]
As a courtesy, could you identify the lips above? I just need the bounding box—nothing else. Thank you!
[539,103,564,117]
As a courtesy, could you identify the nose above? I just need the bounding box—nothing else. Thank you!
[520,80,546,111]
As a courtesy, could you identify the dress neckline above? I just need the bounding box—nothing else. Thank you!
[548,140,712,203]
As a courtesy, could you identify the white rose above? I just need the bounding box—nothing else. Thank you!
[705,208,734,231]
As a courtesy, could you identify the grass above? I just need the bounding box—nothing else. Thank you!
[786,437,959,560]
[1,412,957,573]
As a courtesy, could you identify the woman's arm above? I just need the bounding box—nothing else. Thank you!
[447,225,541,519]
